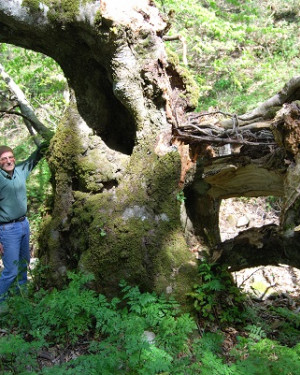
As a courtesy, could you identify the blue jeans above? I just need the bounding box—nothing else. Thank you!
[0,218,30,302]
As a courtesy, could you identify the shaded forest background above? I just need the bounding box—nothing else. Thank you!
[0,0,299,374]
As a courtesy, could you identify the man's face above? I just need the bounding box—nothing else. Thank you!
[0,151,15,175]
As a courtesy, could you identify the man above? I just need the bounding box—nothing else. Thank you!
[0,144,47,303]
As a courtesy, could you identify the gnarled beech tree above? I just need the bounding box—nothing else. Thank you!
[0,0,299,299]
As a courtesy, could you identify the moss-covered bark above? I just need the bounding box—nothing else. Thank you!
[38,103,197,300]
[22,0,95,22]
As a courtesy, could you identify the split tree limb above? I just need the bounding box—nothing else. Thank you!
[177,79,300,263]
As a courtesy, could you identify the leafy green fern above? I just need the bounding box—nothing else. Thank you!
[1,272,299,374]
[187,261,246,326]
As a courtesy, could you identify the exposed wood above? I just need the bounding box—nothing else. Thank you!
[177,82,300,271]
[203,160,284,199]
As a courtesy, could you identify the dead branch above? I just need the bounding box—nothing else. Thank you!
[0,63,53,140]
[239,75,300,122]
[174,131,275,147]
[173,123,276,148]
[171,77,300,159]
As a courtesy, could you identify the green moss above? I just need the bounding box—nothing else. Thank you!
[47,0,80,23]
[180,68,200,109]
[66,170,195,297]
[22,0,40,11]
[41,108,195,299]
[94,9,102,24]
[22,0,94,23]
[75,149,118,193]
[134,31,156,56]
[48,110,83,172]
[41,165,196,300]
[166,48,200,109]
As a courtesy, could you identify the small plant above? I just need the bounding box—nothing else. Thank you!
[90,281,196,373]
[0,274,197,374]
[0,334,43,374]
[3,272,97,345]
[176,190,186,203]
[187,261,246,326]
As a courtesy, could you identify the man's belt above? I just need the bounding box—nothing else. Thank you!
[0,216,26,225]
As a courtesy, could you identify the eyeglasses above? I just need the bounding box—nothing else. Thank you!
[0,155,15,162]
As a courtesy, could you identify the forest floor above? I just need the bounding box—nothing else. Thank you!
[0,197,299,372]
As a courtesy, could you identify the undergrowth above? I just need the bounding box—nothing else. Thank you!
[187,262,247,327]
[0,267,299,374]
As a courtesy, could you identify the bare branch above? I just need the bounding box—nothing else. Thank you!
[239,76,300,122]
[175,131,274,146]
[0,63,53,140]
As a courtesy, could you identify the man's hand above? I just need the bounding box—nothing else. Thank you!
[0,243,3,256]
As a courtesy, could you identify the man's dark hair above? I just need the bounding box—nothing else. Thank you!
[0,146,14,158]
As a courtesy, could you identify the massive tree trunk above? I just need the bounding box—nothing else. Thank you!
[0,0,299,298]
[0,0,199,299]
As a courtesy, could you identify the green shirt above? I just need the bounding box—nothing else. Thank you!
[0,149,42,223]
